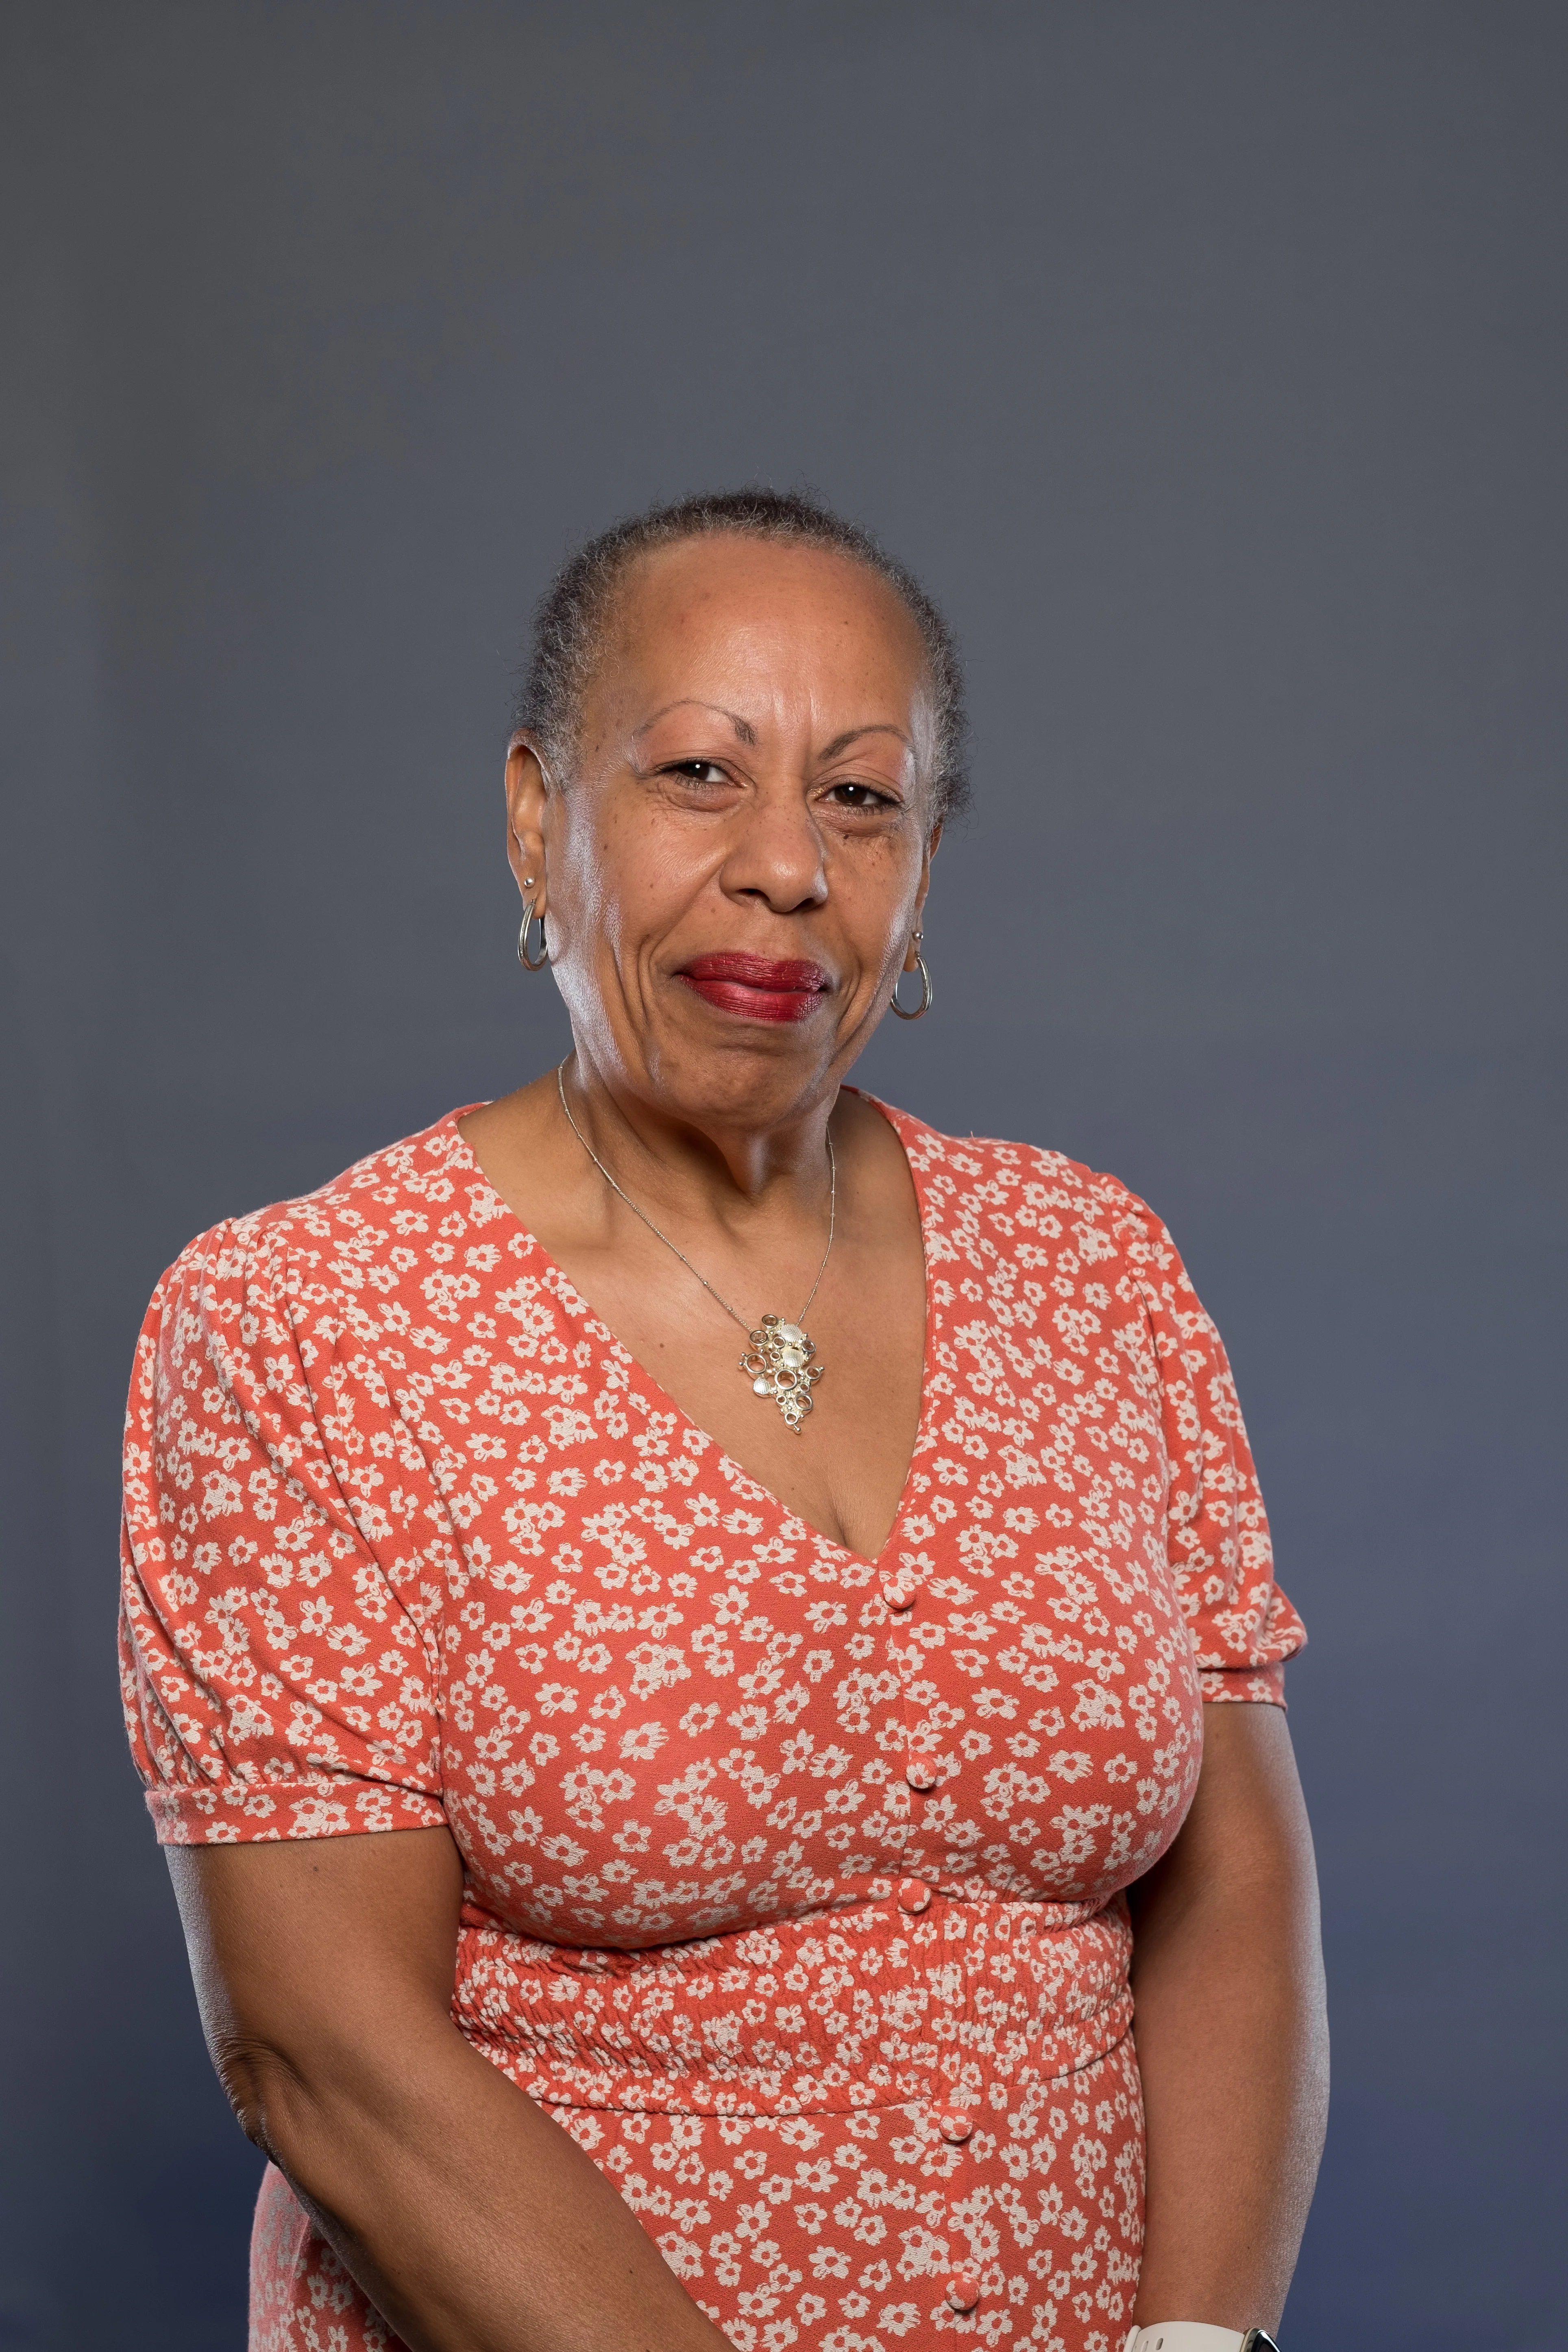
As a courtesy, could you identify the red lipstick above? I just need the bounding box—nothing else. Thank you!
[677,952,830,1024]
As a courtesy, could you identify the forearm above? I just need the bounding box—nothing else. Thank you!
[232,2002,728,2352]
[1131,1873,1327,2329]
[168,1834,727,2352]
[1127,1705,1329,2335]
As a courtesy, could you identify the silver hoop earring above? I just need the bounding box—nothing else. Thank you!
[517,901,549,971]
[890,950,932,1021]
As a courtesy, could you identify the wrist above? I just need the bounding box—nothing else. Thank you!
[1126,2328,1281,2352]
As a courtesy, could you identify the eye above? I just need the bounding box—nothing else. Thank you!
[665,760,732,786]
[826,781,898,811]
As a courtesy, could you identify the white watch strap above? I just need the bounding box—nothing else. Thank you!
[1126,2328,1248,2352]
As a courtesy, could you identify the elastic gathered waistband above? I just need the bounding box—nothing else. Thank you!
[453,1883,1134,2118]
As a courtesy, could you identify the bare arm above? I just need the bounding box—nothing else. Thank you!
[166,1827,730,2352]
[1127,1703,1329,2335]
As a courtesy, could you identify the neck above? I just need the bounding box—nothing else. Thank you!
[560,1041,838,1226]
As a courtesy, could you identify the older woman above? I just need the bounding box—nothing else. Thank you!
[121,490,1326,2352]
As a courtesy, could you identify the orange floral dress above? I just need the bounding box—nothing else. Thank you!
[120,1096,1304,2352]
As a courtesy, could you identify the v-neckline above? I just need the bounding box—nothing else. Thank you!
[443,1091,940,1572]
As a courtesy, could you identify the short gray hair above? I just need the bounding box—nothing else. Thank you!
[514,488,969,824]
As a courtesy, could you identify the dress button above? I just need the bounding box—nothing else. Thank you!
[945,2274,980,2312]
[881,1572,917,1611]
[938,2108,975,2143]
[906,1758,939,1791]
[897,1877,932,1914]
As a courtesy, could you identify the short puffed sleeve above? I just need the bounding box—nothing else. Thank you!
[119,1215,449,1843]
[1114,1187,1306,1703]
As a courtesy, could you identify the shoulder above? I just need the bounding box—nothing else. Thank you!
[139,1106,499,1349]
[862,1092,1178,1271]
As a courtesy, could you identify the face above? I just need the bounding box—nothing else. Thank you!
[505,534,940,1130]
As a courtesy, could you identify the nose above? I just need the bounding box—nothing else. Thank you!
[718,788,828,915]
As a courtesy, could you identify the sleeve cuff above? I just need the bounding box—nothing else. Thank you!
[1198,1659,1289,1706]
[144,1775,449,1845]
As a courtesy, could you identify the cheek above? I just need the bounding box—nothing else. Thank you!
[557,803,710,946]
[836,841,928,950]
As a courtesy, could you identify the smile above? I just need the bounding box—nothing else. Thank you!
[676,953,831,1024]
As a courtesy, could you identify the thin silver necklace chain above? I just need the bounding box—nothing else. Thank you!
[554,1058,836,1340]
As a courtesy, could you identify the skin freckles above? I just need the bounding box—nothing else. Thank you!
[505,534,939,1161]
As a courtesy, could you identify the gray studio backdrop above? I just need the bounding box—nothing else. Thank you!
[3,5,1563,2349]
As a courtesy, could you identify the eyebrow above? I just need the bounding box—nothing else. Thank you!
[630,706,913,760]
[819,724,914,758]
[632,700,758,746]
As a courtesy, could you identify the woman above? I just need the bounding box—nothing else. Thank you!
[121,489,1326,2352]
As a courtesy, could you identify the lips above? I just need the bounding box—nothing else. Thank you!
[677,952,831,1024]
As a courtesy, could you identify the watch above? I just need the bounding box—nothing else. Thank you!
[1125,2329,1281,2352]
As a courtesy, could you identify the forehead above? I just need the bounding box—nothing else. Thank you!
[599,534,930,713]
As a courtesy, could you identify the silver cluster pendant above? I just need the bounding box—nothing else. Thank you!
[740,1314,824,1432]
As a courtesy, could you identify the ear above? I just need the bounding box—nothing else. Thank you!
[504,734,551,910]
[905,820,942,969]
